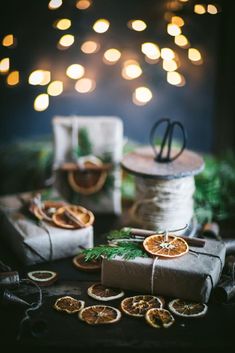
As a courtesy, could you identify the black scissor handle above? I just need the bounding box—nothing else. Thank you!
[150,118,187,163]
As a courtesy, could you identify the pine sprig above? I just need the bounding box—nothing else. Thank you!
[83,242,148,261]
[107,228,131,240]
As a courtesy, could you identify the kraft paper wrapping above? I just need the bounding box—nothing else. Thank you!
[0,194,93,265]
[53,116,123,214]
[102,240,226,303]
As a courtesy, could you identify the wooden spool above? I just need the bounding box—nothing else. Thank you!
[122,146,204,180]
[121,146,204,235]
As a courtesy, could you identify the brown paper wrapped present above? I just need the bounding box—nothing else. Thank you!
[0,193,93,265]
[101,239,225,303]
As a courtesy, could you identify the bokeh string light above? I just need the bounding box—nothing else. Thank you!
[0,0,221,111]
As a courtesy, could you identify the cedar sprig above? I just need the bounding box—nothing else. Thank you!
[83,241,148,261]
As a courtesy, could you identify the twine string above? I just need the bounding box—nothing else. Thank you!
[131,176,195,231]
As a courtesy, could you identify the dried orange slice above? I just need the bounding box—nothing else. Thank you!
[79,305,121,325]
[54,296,85,314]
[52,205,94,229]
[73,254,101,272]
[30,200,66,222]
[68,156,108,196]
[27,270,58,286]
[143,234,189,258]
[146,308,175,328]
[121,295,164,317]
[88,283,124,301]
[168,299,208,318]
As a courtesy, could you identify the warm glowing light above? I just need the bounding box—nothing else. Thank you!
[28,70,51,85]
[81,41,99,54]
[2,34,15,47]
[76,0,91,10]
[48,0,62,10]
[0,58,10,73]
[188,48,202,62]
[66,64,85,79]
[75,78,96,93]
[103,48,121,64]
[161,48,175,61]
[128,20,147,31]
[34,94,49,112]
[171,16,184,27]
[47,80,63,96]
[174,34,189,48]
[133,87,153,105]
[7,71,19,86]
[194,4,206,14]
[55,18,71,30]
[162,60,178,72]
[207,4,218,14]
[58,34,74,48]
[167,71,185,86]
[93,19,110,33]
[167,23,181,36]
[122,60,142,80]
[141,42,160,60]
[179,0,189,2]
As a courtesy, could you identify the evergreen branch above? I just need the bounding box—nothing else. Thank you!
[107,228,131,240]
[82,242,148,261]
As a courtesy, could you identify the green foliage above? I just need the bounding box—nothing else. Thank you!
[194,152,235,223]
[83,241,148,261]
[107,228,131,240]
[0,139,53,196]
[76,128,92,157]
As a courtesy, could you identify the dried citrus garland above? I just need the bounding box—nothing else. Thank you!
[143,234,189,258]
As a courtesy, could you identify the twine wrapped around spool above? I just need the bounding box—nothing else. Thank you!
[122,119,204,232]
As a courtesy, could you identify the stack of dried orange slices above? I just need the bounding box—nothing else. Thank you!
[29,197,94,229]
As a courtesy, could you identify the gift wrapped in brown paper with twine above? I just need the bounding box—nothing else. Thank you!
[101,238,226,303]
[0,193,93,265]
[53,116,123,215]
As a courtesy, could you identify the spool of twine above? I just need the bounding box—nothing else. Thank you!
[130,175,196,231]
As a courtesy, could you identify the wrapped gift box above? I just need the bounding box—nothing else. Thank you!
[53,116,123,214]
[0,193,93,265]
[101,239,226,303]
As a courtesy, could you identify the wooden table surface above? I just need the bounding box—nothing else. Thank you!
[0,214,235,353]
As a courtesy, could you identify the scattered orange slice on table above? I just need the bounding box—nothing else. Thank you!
[30,200,66,222]
[68,156,108,195]
[54,296,85,314]
[168,299,208,318]
[27,270,58,286]
[52,205,94,229]
[73,253,102,272]
[121,295,164,317]
[79,305,121,325]
[143,234,189,258]
[146,308,175,328]
[88,283,124,301]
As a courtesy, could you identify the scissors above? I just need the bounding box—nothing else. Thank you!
[150,118,187,163]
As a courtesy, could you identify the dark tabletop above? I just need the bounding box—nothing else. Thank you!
[0,214,235,353]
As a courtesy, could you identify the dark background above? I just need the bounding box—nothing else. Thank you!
[0,0,234,153]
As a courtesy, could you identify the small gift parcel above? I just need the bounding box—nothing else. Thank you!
[0,193,93,265]
[102,239,225,303]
